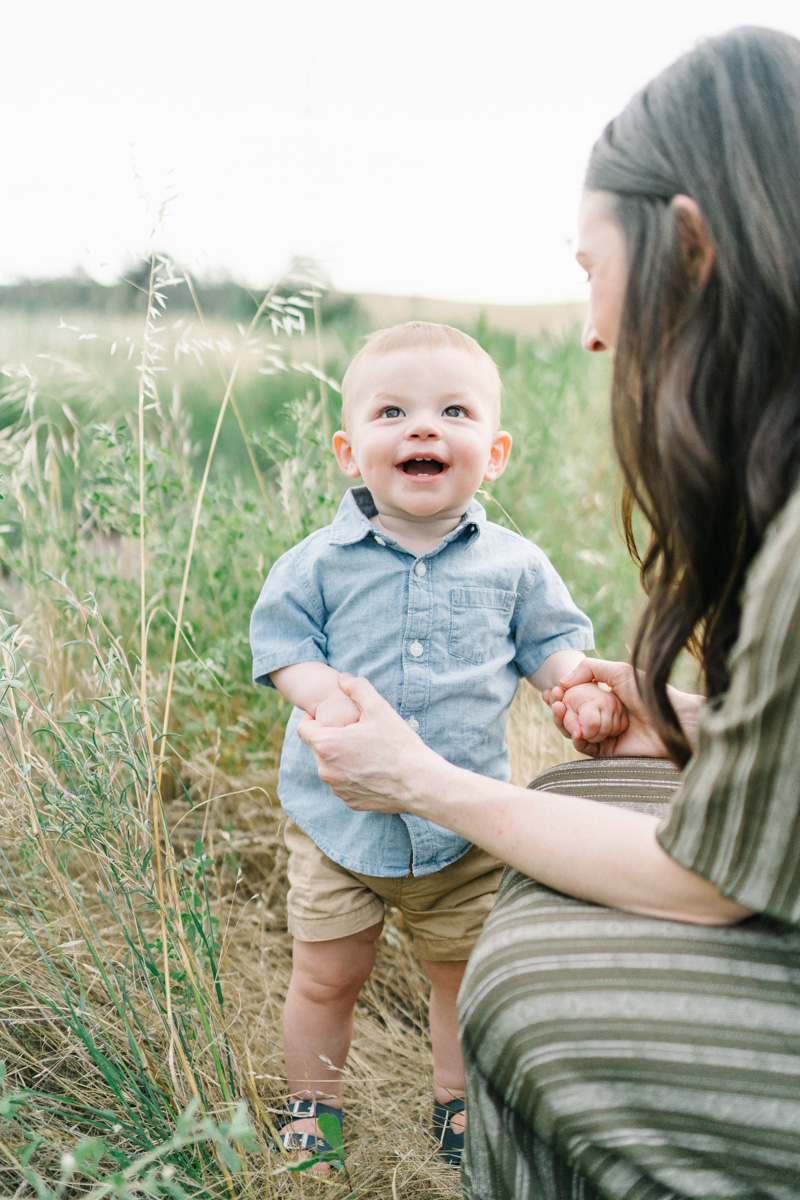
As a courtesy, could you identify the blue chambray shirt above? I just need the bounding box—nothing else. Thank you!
[251,487,593,877]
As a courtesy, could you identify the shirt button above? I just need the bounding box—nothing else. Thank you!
[414,561,427,576]
[374,536,386,546]
[406,716,420,732]
[409,640,424,658]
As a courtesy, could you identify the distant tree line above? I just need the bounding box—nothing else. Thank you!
[0,259,360,324]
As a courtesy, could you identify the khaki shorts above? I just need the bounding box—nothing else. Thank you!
[284,820,504,961]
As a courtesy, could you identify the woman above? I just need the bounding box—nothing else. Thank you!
[298,26,800,1198]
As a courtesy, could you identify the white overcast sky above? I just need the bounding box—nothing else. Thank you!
[3,0,800,304]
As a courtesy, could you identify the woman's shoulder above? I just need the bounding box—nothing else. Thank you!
[759,484,800,555]
[740,486,800,622]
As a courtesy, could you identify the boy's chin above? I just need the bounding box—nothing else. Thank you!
[380,497,472,523]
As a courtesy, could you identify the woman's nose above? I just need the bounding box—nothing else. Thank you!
[582,315,607,354]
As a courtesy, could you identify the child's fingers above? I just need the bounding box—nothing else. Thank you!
[610,707,629,736]
[592,701,628,742]
[561,706,585,740]
[550,698,583,741]
[607,695,629,736]
[549,698,570,738]
[575,703,602,740]
[556,684,631,745]
[595,703,621,740]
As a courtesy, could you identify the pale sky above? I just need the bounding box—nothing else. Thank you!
[4,0,800,304]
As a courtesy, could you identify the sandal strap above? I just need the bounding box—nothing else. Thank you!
[433,1097,466,1166]
[277,1098,344,1154]
[285,1098,343,1123]
[432,1096,466,1125]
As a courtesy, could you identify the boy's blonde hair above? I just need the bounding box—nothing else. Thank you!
[340,321,502,429]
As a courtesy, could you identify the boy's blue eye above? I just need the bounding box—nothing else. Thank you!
[381,406,403,418]
[443,405,466,417]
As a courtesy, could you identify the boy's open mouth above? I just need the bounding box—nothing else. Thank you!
[398,458,447,476]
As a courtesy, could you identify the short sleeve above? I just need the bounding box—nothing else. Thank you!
[512,549,594,679]
[657,491,800,923]
[250,548,328,688]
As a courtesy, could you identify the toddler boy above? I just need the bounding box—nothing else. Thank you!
[250,321,624,1166]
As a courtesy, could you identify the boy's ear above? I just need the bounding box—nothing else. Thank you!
[483,431,512,482]
[332,431,362,478]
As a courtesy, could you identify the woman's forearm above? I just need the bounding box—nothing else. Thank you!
[407,754,750,926]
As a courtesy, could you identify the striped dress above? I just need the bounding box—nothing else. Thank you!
[458,490,800,1200]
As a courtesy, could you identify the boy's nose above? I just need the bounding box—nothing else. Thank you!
[407,416,441,438]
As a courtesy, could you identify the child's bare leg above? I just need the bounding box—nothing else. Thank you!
[282,920,384,1144]
[419,958,468,1136]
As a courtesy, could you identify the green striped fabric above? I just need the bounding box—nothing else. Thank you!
[460,760,800,1198]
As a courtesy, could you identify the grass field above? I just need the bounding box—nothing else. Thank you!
[0,264,644,1197]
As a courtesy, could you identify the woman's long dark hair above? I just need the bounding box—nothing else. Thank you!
[586,27,800,765]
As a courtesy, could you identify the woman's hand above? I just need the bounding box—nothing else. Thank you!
[297,674,442,814]
[548,659,672,758]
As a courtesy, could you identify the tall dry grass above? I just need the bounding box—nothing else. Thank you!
[0,262,634,1197]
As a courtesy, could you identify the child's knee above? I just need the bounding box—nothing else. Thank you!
[290,923,383,1003]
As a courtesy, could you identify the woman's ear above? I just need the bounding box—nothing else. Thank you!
[483,431,512,482]
[332,431,362,478]
[671,194,714,285]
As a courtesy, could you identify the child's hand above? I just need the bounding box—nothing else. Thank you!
[313,687,361,728]
[549,680,628,750]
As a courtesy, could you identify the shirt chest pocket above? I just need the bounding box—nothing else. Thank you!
[449,586,517,665]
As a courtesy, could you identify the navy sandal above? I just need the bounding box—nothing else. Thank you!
[275,1098,344,1154]
[432,1096,465,1165]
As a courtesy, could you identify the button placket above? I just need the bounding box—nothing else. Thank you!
[401,555,432,734]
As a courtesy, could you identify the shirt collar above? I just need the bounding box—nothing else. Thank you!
[329,486,486,548]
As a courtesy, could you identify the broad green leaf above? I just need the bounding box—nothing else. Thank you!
[317,1112,344,1151]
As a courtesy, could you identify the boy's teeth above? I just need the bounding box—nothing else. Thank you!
[402,457,445,475]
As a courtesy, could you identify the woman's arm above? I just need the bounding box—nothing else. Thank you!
[297,674,752,927]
